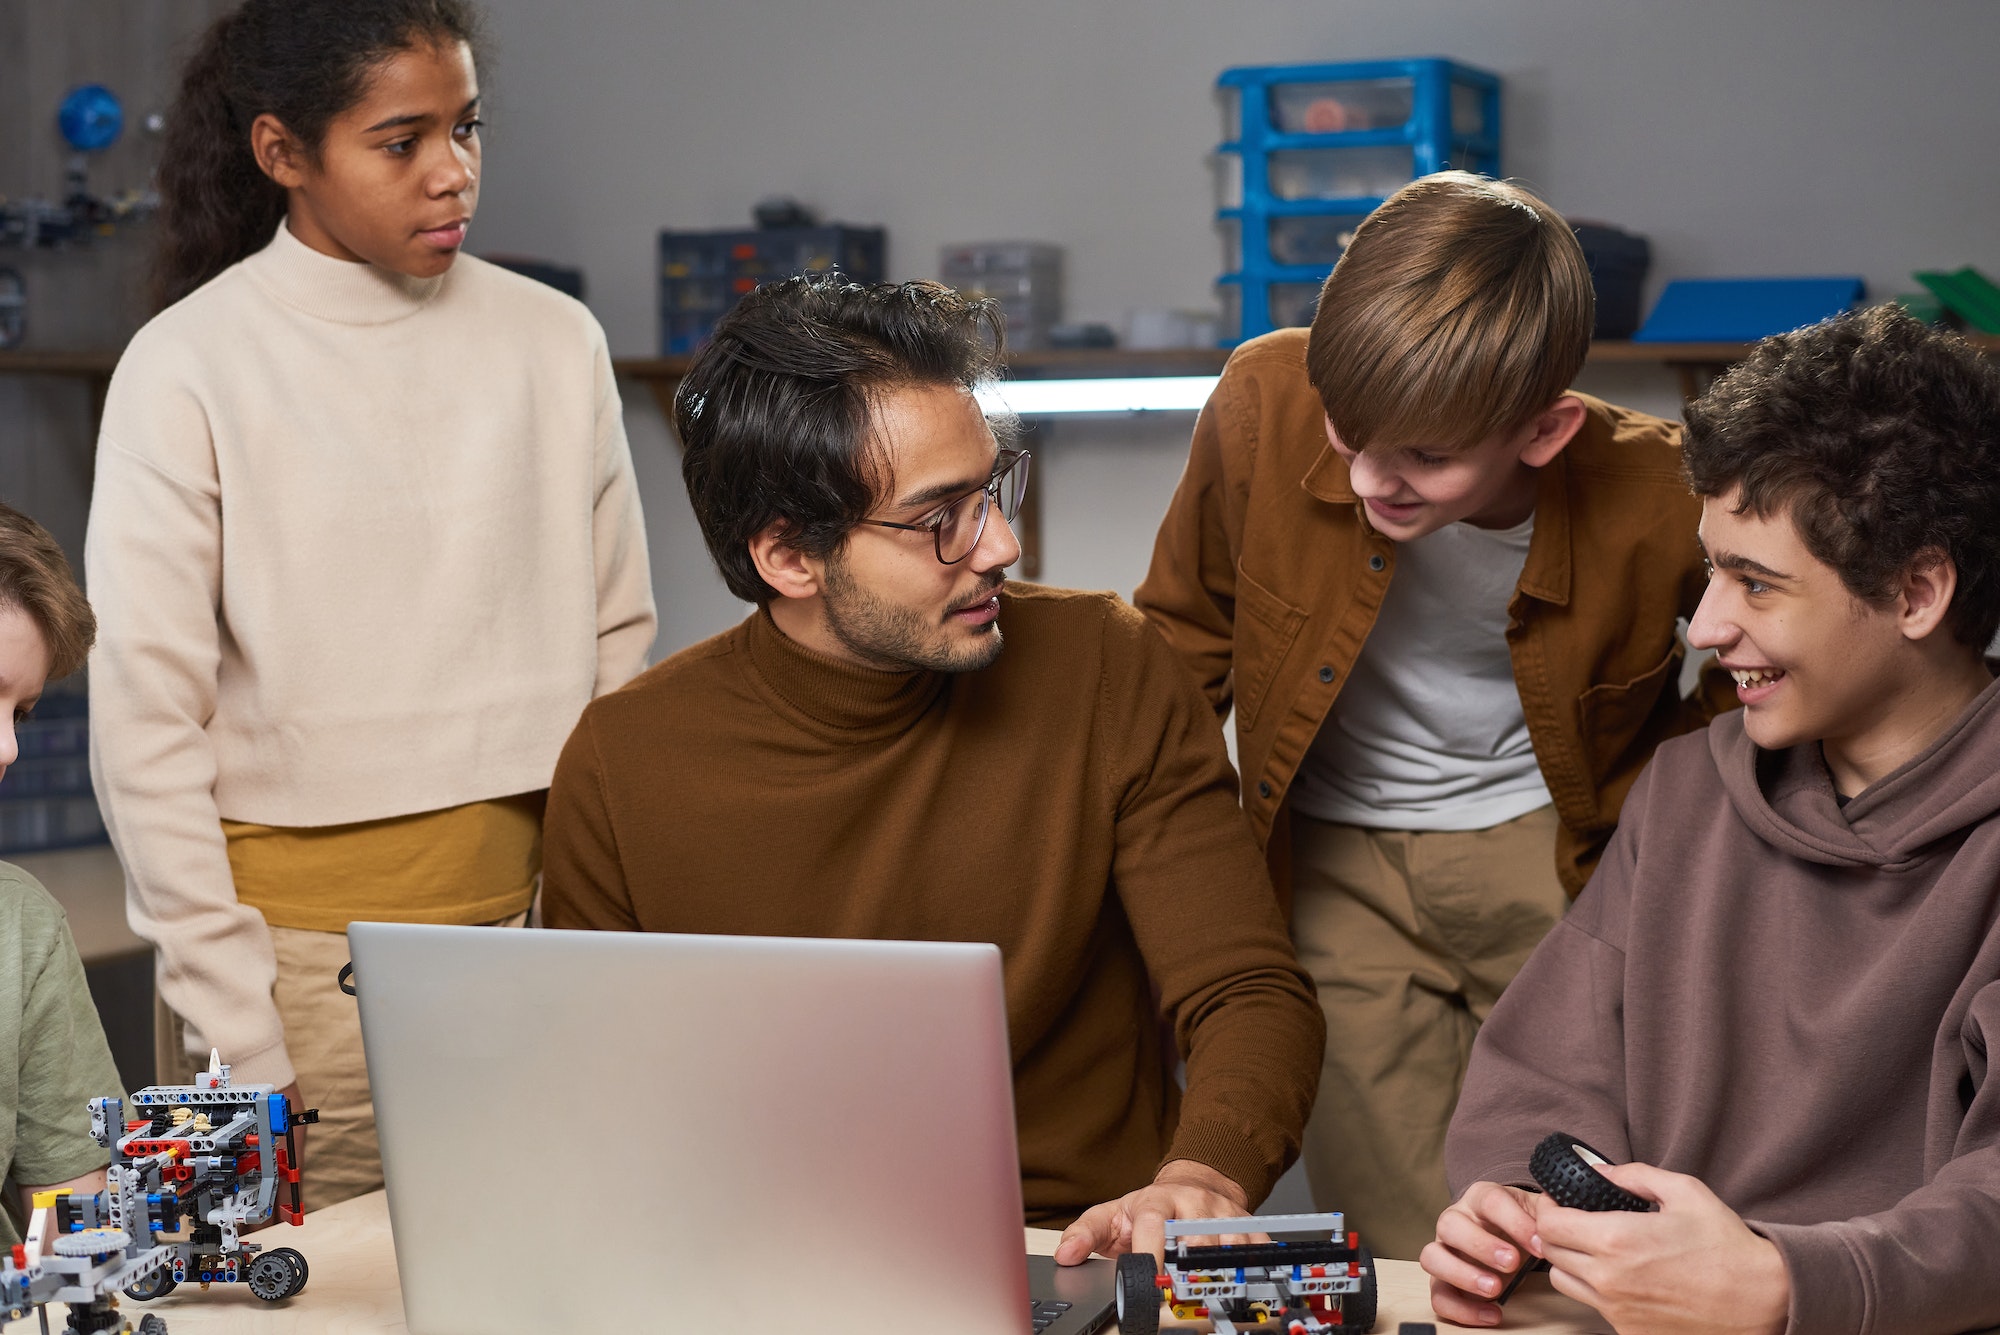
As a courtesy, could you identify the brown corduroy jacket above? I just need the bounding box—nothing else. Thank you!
[1134,329,1733,901]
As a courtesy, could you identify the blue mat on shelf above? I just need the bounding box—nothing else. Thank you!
[1633,277,1865,342]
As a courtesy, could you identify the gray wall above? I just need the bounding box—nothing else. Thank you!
[0,0,227,567]
[7,1,2000,660]
[472,0,2000,352]
[461,0,2000,658]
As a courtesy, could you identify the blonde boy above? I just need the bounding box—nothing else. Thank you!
[1136,172,1725,1258]
[0,501,123,1245]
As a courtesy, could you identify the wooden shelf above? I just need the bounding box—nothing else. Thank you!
[13,330,1998,429]
[0,349,121,375]
[618,341,1770,417]
[1587,340,1762,364]
[18,332,1996,585]
[1587,332,1999,397]
[615,335,2000,413]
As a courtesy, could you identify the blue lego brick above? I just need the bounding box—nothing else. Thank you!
[1633,277,1866,343]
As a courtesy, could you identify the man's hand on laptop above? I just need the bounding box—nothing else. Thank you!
[1054,1158,1257,1264]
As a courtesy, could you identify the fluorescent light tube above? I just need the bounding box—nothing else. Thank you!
[974,376,1220,416]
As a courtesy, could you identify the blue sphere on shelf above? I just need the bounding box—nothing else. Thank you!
[58,84,124,153]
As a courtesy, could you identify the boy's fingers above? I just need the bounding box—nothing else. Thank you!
[1546,1261,1609,1314]
[1534,1222,1627,1282]
[1435,1208,1521,1275]
[1461,1181,1540,1251]
[1419,1238,1511,1301]
[1595,1159,1676,1205]
[1428,1273,1505,1328]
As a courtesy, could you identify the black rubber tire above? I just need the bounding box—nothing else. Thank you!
[1529,1132,1653,1212]
[267,1246,309,1297]
[124,1267,177,1302]
[1115,1251,1161,1335]
[1337,1245,1378,1334]
[137,1318,168,1335]
[62,1301,129,1335]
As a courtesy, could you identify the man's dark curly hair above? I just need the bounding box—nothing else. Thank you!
[676,276,1006,604]
[1683,304,2000,650]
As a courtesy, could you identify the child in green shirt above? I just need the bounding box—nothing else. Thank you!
[0,500,123,1245]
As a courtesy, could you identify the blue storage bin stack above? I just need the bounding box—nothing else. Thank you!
[1217,59,1502,343]
[0,688,107,854]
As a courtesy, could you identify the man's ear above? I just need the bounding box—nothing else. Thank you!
[1518,394,1588,469]
[250,113,310,189]
[1898,548,1959,643]
[748,521,824,602]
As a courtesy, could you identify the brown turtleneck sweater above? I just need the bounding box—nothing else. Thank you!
[542,583,1324,1222]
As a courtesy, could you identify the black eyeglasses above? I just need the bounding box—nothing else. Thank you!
[857,448,1031,565]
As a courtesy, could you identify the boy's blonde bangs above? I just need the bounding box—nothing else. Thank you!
[1306,172,1594,453]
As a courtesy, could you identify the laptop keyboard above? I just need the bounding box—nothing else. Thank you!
[1030,1299,1073,1332]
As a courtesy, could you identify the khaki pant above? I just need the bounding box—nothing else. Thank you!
[156,911,528,1211]
[1289,804,1567,1261]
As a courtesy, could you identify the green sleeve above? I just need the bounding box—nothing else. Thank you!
[11,898,120,1187]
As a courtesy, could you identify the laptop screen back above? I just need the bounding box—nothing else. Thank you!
[349,923,1031,1334]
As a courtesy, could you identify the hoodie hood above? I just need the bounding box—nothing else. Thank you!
[1712,671,2000,869]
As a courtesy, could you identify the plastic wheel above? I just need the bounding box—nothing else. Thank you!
[137,1318,169,1335]
[245,1249,302,1301]
[1115,1251,1161,1335]
[1529,1132,1653,1212]
[124,1266,178,1301]
[53,1228,129,1258]
[1336,1245,1377,1334]
[59,1300,126,1334]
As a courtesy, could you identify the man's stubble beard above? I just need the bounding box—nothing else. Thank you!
[820,553,1005,674]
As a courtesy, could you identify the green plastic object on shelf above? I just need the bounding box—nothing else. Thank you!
[1892,291,1947,325]
[1914,268,2000,335]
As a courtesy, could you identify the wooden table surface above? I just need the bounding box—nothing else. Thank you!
[85,1189,1609,1333]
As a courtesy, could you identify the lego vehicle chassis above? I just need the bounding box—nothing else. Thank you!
[0,1054,317,1335]
[1115,1211,1376,1335]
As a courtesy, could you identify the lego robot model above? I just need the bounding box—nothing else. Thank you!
[1114,1212,1377,1335]
[0,1051,319,1335]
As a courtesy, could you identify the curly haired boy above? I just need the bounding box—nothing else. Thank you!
[1434,307,2000,1335]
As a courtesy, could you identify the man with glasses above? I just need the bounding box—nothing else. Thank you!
[539,276,1324,1259]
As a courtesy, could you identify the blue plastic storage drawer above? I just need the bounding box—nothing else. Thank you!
[1217,58,1502,343]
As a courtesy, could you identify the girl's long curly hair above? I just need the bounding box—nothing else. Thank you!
[153,0,483,310]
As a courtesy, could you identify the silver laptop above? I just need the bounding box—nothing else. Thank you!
[349,923,1117,1335]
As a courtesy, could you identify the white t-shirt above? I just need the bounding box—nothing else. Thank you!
[1288,513,1553,830]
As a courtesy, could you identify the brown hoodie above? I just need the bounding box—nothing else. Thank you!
[1447,673,2000,1335]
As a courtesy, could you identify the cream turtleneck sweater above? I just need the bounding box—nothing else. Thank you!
[85,223,656,1088]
